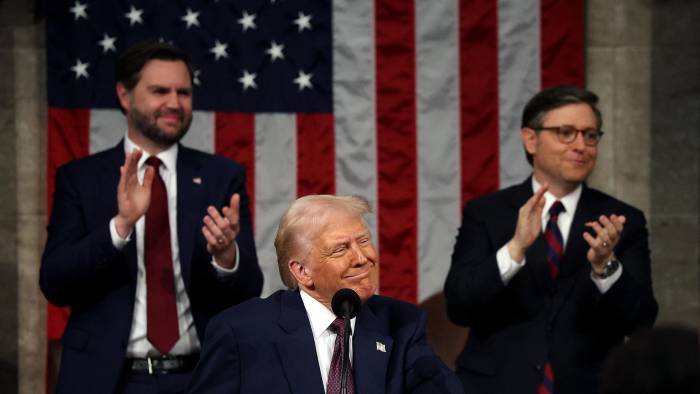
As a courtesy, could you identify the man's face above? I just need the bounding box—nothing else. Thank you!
[523,103,598,188]
[302,212,378,307]
[118,59,193,147]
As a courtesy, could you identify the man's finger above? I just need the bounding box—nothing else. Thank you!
[525,184,548,210]
[610,214,625,233]
[142,166,155,190]
[225,193,241,224]
[201,226,220,248]
[203,215,226,240]
[582,231,597,248]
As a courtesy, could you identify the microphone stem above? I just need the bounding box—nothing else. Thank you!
[341,313,351,394]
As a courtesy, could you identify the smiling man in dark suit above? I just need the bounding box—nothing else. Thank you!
[188,195,463,394]
[40,41,263,394]
[444,86,657,394]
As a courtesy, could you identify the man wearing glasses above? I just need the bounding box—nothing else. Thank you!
[444,86,657,394]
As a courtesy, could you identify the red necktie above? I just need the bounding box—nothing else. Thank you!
[538,201,565,393]
[326,318,355,394]
[144,157,179,354]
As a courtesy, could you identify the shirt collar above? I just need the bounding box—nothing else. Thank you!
[531,176,582,217]
[300,290,356,339]
[124,132,179,173]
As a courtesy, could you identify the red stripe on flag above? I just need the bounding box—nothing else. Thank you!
[459,0,500,205]
[47,107,90,341]
[540,0,585,88]
[296,114,335,196]
[375,0,417,303]
[215,113,256,224]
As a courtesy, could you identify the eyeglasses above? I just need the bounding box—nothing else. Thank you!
[536,125,604,146]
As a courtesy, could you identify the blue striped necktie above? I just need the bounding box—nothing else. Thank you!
[543,201,565,280]
[538,201,565,394]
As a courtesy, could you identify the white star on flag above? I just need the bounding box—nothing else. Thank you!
[266,41,285,62]
[238,11,257,32]
[238,70,257,90]
[181,8,200,29]
[193,69,201,86]
[70,59,89,79]
[97,34,116,53]
[210,40,229,60]
[124,6,144,26]
[293,70,312,91]
[69,1,88,20]
[293,12,312,32]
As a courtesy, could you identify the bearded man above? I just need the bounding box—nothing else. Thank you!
[40,41,263,394]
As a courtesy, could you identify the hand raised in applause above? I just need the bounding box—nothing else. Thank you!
[114,149,155,238]
[202,193,241,269]
[507,184,549,262]
[584,214,625,274]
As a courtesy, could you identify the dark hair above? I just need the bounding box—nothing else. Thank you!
[115,41,194,110]
[600,326,700,394]
[520,85,603,164]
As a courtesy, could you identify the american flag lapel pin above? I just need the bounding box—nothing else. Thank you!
[376,341,386,353]
[193,177,202,184]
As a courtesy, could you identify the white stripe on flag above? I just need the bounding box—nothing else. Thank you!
[90,109,125,153]
[415,0,461,302]
[332,0,378,239]
[254,114,297,296]
[498,0,540,188]
[181,112,215,153]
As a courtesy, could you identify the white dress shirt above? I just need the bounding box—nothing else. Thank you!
[496,177,622,293]
[300,290,355,392]
[108,134,238,357]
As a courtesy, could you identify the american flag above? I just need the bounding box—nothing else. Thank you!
[45,0,584,342]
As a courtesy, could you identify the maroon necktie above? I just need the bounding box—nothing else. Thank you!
[326,318,355,394]
[144,157,179,354]
[538,201,565,393]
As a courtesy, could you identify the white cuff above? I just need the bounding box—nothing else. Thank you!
[211,242,240,276]
[497,244,526,285]
[590,264,623,294]
[109,217,131,250]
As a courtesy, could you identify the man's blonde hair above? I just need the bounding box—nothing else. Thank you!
[273,195,371,289]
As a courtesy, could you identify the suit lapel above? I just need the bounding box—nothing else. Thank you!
[353,299,392,394]
[176,146,204,291]
[275,291,325,394]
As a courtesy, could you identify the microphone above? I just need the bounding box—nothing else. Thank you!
[331,289,361,394]
[331,288,361,319]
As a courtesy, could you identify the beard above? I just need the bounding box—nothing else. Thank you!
[128,104,192,147]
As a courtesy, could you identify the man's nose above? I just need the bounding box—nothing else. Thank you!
[165,91,181,108]
[571,130,587,150]
[351,244,368,266]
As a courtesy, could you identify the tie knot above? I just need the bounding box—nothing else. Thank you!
[329,318,350,336]
[145,156,162,169]
[549,201,565,218]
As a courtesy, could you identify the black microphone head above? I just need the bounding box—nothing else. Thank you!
[331,288,362,319]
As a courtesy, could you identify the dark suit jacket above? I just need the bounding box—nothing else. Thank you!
[40,142,263,394]
[187,290,464,394]
[444,178,657,394]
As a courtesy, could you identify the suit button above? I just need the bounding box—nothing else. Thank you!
[535,364,542,372]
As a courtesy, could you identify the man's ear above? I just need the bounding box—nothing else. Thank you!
[288,260,313,288]
[116,83,131,112]
[521,127,538,156]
